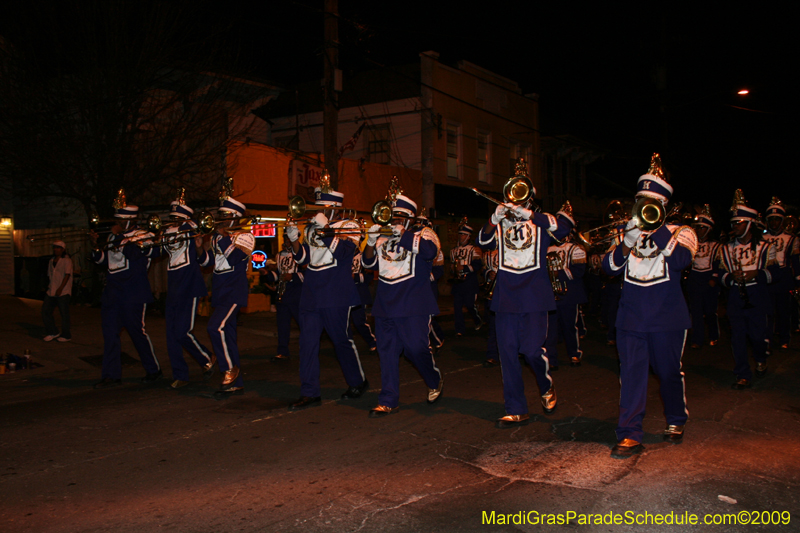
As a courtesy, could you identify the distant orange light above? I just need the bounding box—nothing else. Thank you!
[737,89,749,95]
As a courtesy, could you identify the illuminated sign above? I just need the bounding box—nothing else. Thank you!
[252,224,277,238]
[251,250,267,269]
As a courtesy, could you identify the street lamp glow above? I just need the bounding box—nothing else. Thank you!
[737,89,749,95]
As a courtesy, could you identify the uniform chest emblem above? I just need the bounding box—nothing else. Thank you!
[503,224,534,251]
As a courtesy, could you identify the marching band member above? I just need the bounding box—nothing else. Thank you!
[481,247,500,367]
[450,220,483,335]
[763,197,799,350]
[544,217,587,368]
[602,154,697,459]
[476,161,573,428]
[285,177,368,410]
[90,191,162,388]
[198,183,255,395]
[417,212,445,351]
[161,191,215,388]
[718,190,777,389]
[351,249,378,352]
[271,236,304,362]
[687,205,721,349]
[362,193,443,417]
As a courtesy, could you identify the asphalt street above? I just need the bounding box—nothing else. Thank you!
[1,295,799,532]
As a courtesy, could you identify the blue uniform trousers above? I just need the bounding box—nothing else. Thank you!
[495,311,553,416]
[729,313,769,381]
[577,308,587,338]
[688,281,720,345]
[602,282,621,342]
[375,316,441,408]
[166,297,212,381]
[101,302,159,379]
[616,329,688,442]
[544,303,583,367]
[298,306,365,397]
[207,303,243,387]
[452,282,481,335]
[276,295,301,358]
[767,284,792,346]
[350,305,377,350]
[485,300,498,361]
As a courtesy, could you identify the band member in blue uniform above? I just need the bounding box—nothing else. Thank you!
[763,197,799,350]
[481,247,500,367]
[351,249,377,352]
[544,215,587,368]
[602,154,698,459]
[362,193,443,417]
[161,192,215,388]
[198,185,255,395]
[416,213,445,351]
[718,190,777,389]
[285,178,368,410]
[90,191,162,388]
[476,161,573,428]
[450,222,483,335]
[271,236,304,362]
[688,205,721,349]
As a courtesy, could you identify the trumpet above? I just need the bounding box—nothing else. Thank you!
[732,255,755,310]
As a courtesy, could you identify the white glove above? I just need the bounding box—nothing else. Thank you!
[623,219,642,247]
[366,224,382,247]
[490,204,508,225]
[285,224,299,242]
[312,212,329,227]
[513,204,533,220]
[392,224,405,237]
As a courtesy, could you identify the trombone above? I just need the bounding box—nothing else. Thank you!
[135,213,261,249]
[312,200,396,236]
[577,198,681,248]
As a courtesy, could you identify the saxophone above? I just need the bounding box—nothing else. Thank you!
[547,252,568,300]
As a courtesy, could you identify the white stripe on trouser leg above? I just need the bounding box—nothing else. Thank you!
[346,306,365,380]
[141,304,159,370]
[429,320,442,346]
[427,316,442,377]
[572,306,582,358]
[541,315,552,388]
[187,297,211,361]
[218,304,238,369]
[679,330,689,417]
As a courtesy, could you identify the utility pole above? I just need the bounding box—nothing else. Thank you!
[323,0,340,189]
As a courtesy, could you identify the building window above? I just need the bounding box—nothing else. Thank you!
[509,140,531,176]
[545,154,554,195]
[573,163,582,195]
[561,159,569,194]
[477,131,490,183]
[366,124,391,164]
[446,122,461,179]
[274,135,299,150]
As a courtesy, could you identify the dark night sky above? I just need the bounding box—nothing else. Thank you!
[3,1,795,217]
[217,1,795,216]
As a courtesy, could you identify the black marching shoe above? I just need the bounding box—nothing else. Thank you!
[270,354,289,362]
[482,358,500,368]
[369,405,398,418]
[495,414,529,429]
[289,396,322,411]
[340,379,370,400]
[570,357,581,367]
[141,370,163,384]
[214,386,244,396]
[755,362,768,377]
[731,378,751,390]
[663,425,685,443]
[427,378,444,404]
[93,378,122,389]
[541,386,557,414]
[611,438,644,459]
[202,355,217,379]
